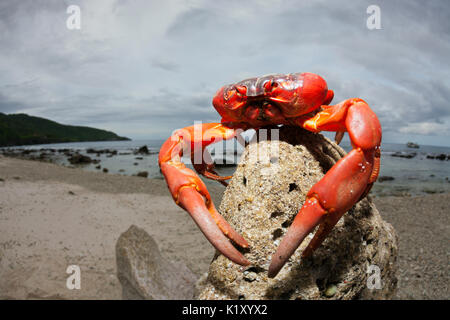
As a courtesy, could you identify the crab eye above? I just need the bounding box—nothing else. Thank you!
[235,85,247,95]
[264,80,278,92]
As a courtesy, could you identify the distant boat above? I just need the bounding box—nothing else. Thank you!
[406,142,420,149]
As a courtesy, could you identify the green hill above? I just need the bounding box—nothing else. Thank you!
[0,113,130,147]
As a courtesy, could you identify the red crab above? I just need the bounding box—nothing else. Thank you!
[158,72,381,278]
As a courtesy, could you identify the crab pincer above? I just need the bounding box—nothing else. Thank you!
[159,123,250,266]
[268,99,381,277]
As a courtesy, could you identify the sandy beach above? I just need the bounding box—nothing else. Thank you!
[0,155,448,299]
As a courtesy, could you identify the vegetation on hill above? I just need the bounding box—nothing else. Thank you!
[0,113,130,147]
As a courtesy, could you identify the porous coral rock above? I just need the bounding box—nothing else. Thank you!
[196,126,398,300]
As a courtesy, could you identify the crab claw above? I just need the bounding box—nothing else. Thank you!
[268,148,375,278]
[269,98,382,278]
[159,123,250,266]
[268,197,326,278]
[159,161,250,266]
[178,187,250,265]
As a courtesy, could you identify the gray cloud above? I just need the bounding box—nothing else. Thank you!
[152,57,181,72]
[0,0,449,145]
[0,92,29,113]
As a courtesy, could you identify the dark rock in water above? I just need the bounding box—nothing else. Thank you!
[427,153,448,160]
[68,154,92,164]
[95,165,101,169]
[406,142,420,149]
[422,189,443,194]
[116,225,197,299]
[103,168,109,173]
[136,171,149,178]
[195,126,398,300]
[87,148,117,155]
[135,157,144,160]
[391,152,416,159]
[378,176,395,182]
[133,162,138,166]
[136,145,150,155]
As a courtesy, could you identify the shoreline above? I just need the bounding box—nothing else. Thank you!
[2,142,450,198]
[0,156,448,299]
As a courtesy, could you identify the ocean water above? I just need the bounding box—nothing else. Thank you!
[5,138,450,197]
[368,143,450,196]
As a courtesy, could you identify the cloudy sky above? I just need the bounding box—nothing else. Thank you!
[0,0,449,146]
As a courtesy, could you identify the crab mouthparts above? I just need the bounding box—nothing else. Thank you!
[243,101,280,121]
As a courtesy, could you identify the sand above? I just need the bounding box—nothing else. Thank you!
[0,156,448,299]
[374,193,449,299]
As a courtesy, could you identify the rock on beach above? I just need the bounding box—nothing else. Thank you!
[116,225,198,299]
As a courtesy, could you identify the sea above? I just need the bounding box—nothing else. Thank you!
[3,138,450,197]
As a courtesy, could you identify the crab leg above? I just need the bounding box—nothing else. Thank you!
[268,98,381,277]
[159,123,250,266]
